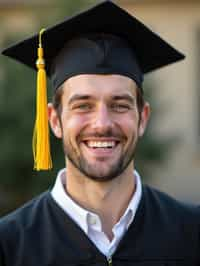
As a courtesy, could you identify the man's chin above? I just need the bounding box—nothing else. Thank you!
[66,149,135,182]
[82,172,120,182]
[78,163,125,182]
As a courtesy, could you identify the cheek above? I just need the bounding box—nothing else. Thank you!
[61,114,88,140]
[117,113,139,137]
[124,121,138,139]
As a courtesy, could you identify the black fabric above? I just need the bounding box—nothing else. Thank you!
[1,1,185,91]
[0,186,199,266]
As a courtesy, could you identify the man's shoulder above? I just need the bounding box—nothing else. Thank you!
[143,184,200,221]
[0,191,51,234]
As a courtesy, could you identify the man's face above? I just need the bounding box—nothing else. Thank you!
[49,74,149,181]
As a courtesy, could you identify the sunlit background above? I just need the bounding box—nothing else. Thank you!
[0,0,199,217]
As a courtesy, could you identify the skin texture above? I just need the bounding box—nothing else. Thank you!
[48,74,150,239]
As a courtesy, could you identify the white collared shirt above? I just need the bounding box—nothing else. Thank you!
[51,168,142,258]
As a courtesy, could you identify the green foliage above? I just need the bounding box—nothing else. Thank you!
[0,42,62,215]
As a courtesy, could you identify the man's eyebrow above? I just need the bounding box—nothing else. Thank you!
[67,93,136,105]
[68,94,94,105]
[111,94,136,104]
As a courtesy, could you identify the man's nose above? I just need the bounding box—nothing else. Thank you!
[91,104,113,131]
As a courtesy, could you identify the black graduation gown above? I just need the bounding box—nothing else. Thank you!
[0,185,199,266]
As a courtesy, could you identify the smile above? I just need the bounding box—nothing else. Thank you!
[85,140,118,149]
[81,140,120,158]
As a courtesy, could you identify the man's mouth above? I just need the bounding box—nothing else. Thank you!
[84,140,119,149]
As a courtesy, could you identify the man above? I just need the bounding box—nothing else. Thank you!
[0,1,199,266]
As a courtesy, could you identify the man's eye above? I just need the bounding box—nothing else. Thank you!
[73,103,92,111]
[111,104,130,112]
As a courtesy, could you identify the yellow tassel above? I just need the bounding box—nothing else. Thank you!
[32,28,52,170]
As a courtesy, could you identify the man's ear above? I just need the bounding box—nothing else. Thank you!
[48,103,62,138]
[138,102,151,137]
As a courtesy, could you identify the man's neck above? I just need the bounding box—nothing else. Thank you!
[65,161,136,240]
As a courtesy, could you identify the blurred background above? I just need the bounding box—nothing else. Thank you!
[0,0,199,217]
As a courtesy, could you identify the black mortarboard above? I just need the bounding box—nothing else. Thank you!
[2,0,185,90]
[1,0,185,171]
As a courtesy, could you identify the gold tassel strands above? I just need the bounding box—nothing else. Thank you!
[32,28,52,170]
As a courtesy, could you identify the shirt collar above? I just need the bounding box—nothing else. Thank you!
[51,168,142,234]
[116,170,142,230]
[51,168,89,233]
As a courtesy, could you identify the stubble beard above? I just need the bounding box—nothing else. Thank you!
[62,133,138,182]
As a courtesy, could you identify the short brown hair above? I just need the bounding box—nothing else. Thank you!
[52,84,64,115]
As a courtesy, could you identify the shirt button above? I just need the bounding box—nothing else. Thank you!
[89,215,97,225]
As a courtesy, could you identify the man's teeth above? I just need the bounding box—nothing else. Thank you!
[86,141,116,148]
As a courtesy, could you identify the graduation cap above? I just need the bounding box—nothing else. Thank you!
[1,0,185,171]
